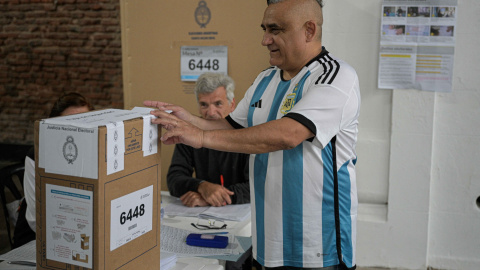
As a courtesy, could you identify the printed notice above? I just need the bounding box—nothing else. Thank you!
[379,0,457,92]
[39,108,150,179]
[180,46,228,81]
[40,123,98,179]
[45,184,93,269]
[110,185,153,251]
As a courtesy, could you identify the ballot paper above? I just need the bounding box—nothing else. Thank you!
[160,252,177,270]
[200,204,250,222]
[160,225,244,257]
[164,200,209,217]
[0,240,36,263]
[164,198,251,222]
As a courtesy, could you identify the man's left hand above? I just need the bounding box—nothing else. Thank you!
[180,191,209,207]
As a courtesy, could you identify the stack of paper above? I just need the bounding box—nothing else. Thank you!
[160,225,243,257]
[0,240,36,263]
[0,240,36,269]
[164,199,251,221]
[200,204,250,222]
[160,252,177,270]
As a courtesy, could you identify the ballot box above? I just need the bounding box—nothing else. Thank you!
[34,108,161,270]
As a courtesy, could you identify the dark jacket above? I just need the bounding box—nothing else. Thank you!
[167,144,250,204]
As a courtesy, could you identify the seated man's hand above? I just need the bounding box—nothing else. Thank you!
[180,191,209,207]
[197,181,234,207]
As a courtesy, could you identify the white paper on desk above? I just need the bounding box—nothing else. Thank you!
[164,198,251,221]
[161,225,238,257]
[160,252,177,270]
[201,204,251,222]
[0,239,36,263]
[164,198,209,217]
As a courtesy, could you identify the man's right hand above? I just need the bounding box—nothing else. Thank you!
[197,181,234,207]
[180,191,209,207]
[143,100,194,123]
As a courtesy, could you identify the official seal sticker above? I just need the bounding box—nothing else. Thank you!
[195,0,211,28]
[63,136,78,164]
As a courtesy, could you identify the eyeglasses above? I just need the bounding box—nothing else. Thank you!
[191,218,227,230]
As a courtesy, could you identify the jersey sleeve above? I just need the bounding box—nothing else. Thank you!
[287,67,360,149]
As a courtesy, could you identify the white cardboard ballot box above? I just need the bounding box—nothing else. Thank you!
[34,108,161,270]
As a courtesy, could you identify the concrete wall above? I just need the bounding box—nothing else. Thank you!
[321,1,480,269]
[427,0,480,268]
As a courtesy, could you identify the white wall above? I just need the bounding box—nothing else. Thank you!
[323,0,480,269]
[428,0,480,268]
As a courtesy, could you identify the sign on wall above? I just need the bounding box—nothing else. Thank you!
[180,46,228,81]
[378,0,458,92]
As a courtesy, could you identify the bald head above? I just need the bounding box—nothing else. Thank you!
[267,0,323,7]
[261,0,325,79]
[267,0,323,41]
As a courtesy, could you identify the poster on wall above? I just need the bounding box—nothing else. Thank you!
[378,0,458,92]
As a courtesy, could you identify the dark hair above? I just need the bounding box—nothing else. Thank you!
[267,0,324,8]
[49,92,94,117]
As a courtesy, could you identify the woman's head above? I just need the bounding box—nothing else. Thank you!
[49,92,94,117]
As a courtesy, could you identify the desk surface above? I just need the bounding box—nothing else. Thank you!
[161,191,252,238]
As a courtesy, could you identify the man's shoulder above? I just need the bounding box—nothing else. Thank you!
[307,52,358,88]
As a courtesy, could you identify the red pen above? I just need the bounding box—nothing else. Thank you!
[220,174,224,187]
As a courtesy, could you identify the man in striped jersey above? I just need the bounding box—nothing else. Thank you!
[146,0,360,269]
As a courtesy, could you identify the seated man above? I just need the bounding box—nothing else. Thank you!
[167,73,250,207]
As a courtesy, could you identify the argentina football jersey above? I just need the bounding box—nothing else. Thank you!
[227,47,360,268]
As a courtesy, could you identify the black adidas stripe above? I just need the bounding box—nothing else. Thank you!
[328,60,340,84]
[315,54,341,85]
[322,61,335,84]
[315,61,328,85]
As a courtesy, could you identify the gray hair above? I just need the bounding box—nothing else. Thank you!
[267,0,324,8]
[194,73,235,103]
